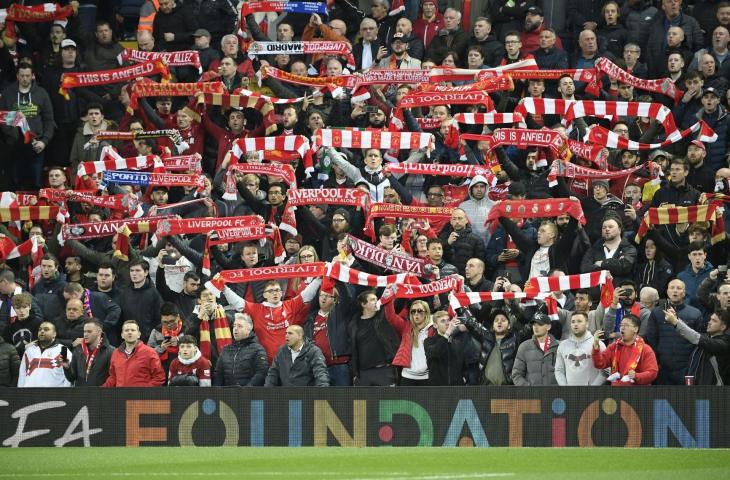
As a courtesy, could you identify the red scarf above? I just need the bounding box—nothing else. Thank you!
[198,307,232,361]
[206,263,327,296]
[587,120,717,150]
[130,79,224,109]
[39,189,139,215]
[60,61,170,99]
[462,129,569,159]
[595,58,683,103]
[159,319,183,362]
[485,198,586,226]
[636,205,725,245]
[383,163,497,185]
[202,93,277,135]
[611,336,645,376]
[155,216,262,237]
[453,112,525,125]
[547,160,655,187]
[4,3,74,23]
[81,336,103,377]
[229,136,310,163]
[61,216,170,240]
[287,188,370,209]
[261,65,357,89]
[477,68,600,96]
[398,91,494,111]
[312,128,434,153]
[392,274,462,298]
[118,49,202,71]
[364,203,454,240]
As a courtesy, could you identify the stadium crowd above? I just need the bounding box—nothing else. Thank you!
[0,0,729,389]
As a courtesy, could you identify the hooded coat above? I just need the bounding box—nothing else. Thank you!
[458,175,495,241]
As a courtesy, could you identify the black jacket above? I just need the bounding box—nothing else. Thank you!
[264,340,330,386]
[303,287,355,360]
[439,225,486,276]
[55,315,88,348]
[687,331,730,386]
[152,4,199,51]
[471,35,506,67]
[155,267,199,324]
[0,292,44,345]
[348,309,400,378]
[424,334,466,385]
[463,315,532,384]
[0,335,20,387]
[213,334,269,386]
[118,277,163,341]
[499,216,578,281]
[650,182,701,209]
[63,337,113,386]
[427,28,470,65]
[581,238,637,285]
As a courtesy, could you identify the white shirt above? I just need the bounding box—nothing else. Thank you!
[362,41,374,69]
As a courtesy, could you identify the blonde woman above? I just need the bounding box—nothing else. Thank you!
[285,245,319,299]
[384,298,437,386]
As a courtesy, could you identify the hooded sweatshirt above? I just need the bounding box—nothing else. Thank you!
[459,175,495,242]
[555,331,608,386]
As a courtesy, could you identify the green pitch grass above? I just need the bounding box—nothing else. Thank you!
[1,447,728,480]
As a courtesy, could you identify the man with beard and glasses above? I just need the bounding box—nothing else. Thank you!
[18,322,70,387]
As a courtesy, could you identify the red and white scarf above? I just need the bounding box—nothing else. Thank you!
[398,91,495,111]
[0,111,34,143]
[566,100,677,134]
[477,68,600,96]
[161,153,202,173]
[417,76,514,94]
[227,163,297,188]
[206,262,328,296]
[39,189,139,215]
[524,270,609,296]
[345,234,431,276]
[565,139,607,168]
[514,98,573,125]
[61,217,171,240]
[130,79,224,109]
[383,163,497,186]
[60,61,170,99]
[547,160,657,187]
[201,92,278,135]
[0,3,73,24]
[155,216,262,237]
[394,274,463,299]
[230,136,310,163]
[462,129,569,159]
[325,261,413,288]
[453,112,525,125]
[587,120,717,150]
[77,149,160,177]
[249,41,355,70]
[429,58,538,82]
[595,57,683,103]
[118,48,202,72]
[312,128,434,153]
[261,65,358,90]
[287,188,370,208]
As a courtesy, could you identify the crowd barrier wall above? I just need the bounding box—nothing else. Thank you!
[0,387,726,447]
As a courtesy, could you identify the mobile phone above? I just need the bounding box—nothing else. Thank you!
[60,346,68,361]
[164,336,172,342]
[363,105,379,114]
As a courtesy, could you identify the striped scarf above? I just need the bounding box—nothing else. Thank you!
[202,93,277,135]
[312,128,434,153]
[636,205,725,244]
[198,306,232,361]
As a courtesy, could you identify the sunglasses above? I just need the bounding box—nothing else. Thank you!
[410,309,426,314]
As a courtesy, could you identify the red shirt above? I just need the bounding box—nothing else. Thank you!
[168,354,212,385]
[243,296,309,363]
[312,312,333,363]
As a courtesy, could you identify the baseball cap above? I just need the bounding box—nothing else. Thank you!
[391,32,412,43]
[192,29,211,38]
[690,140,706,151]
[526,6,543,15]
[61,39,76,49]
[530,312,551,325]
[702,86,720,97]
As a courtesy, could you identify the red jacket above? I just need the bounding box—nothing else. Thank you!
[102,342,166,387]
[592,337,658,386]
[413,14,444,50]
[385,301,437,368]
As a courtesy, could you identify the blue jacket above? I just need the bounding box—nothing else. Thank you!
[485,223,536,280]
[645,302,705,384]
[677,261,713,313]
[696,105,729,173]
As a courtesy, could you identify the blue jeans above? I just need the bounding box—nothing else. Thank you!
[328,364,352,386]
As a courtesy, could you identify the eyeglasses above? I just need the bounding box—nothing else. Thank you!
[624,49,640,54]
[410,308,426,314]
[300,254,315,259]
[505,40,520,44]
[264,289,282,294]
[332,218,346,223]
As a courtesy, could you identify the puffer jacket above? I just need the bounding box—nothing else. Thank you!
[213,333,269,386]
[512,334,560,386]
[463,315,532,385]
[264,340,330,386]
[439,224,486,275]
[645,302,705,384]
[0,335,20,387]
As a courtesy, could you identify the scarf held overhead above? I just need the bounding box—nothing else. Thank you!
[248,41,355,69]
[61,216,173,240]
[60,61,170,99]
[364,203,454,239]
[286,188,369,208]
[155,216,263,237]
[486,198,586,225]
[636,205,725,244]
[312,128,434,152]
[595,57,683,103]
[118,49,201,71]
[130,80,224,109]
[345,234,432,276]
